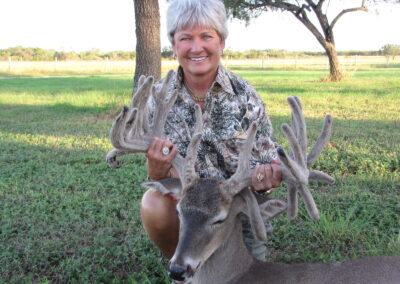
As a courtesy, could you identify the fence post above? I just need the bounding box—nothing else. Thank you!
[54,56,58,72]
[8,56,12,73]
[104,57,109,73]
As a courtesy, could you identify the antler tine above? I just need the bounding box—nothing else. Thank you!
[224,122,258,195]
[277,146,315,219]
[129,76,154,138]
[280,124,307,182]
[151,70,177,138]
[106,149,129,169]
[131,75,151,108]
[286,183,298,219]
[309,170,335,184]
[287,96,307,160]
[296,183,320,220]
[307,114,332,167]
[178,104,203,187]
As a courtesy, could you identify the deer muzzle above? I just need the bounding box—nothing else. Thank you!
[168,265,187,281]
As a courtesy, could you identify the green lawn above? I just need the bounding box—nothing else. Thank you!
[1,69,399,283]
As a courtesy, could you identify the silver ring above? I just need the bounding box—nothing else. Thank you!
[162,146,170,156]
[256,173,265,182]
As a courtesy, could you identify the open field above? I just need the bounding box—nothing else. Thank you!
[1,56,399,77]
[0,67,399,283]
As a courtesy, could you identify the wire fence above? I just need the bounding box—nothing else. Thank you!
[0,56,398,75]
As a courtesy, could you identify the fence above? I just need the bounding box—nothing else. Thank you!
[0,56,398,75]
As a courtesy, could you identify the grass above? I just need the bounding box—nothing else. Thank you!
[0,68,399,283]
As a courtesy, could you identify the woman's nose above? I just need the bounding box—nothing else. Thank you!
[190,38,204,53]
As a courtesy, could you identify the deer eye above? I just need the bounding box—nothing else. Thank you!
[212,219,225,225]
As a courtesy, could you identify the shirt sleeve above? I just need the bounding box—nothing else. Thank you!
[235,79,278,167]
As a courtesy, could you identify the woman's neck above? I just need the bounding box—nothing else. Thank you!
[183,68,218,96]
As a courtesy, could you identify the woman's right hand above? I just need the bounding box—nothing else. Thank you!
[146,137,178,180]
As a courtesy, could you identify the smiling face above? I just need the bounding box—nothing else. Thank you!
[172,26,225,80]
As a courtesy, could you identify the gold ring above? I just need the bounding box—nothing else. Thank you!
[162,146,170,156]
[256,173,265,182]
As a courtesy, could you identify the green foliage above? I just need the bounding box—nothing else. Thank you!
[161,46,174,59]
[0,47,136,61]
[0,69,399,282]
[380,44,400,61]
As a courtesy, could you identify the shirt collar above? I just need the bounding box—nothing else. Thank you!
[175,64,235,96]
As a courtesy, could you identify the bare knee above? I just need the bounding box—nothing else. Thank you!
[141,189,178,231]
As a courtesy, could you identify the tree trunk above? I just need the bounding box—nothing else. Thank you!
[324,42,342,82]
[133,0,161,88]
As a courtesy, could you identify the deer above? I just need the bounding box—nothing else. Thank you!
[106,70,400,284]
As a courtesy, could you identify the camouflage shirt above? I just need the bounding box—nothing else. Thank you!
[152,65,277,179]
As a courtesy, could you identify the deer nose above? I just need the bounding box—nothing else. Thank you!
[168,265,187,281]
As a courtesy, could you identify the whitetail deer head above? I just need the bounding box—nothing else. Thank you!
[142,122,288,282]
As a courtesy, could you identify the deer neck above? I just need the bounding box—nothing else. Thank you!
[193,217,255,284]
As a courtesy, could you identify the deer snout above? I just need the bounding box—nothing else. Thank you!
[168,265,187,281]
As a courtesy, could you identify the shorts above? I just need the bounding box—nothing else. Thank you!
[240,214,273,262]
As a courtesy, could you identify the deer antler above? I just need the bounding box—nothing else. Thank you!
[223,96,334,221]
[106,70,203,184]
[223,122,258,195]
[278,96,335,221]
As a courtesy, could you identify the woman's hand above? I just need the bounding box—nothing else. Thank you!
[251,159,282,195]
[146,137,178,180]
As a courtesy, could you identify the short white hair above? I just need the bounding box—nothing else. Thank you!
[167,0,229,44]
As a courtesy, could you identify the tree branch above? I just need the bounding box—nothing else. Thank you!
[331,6,368,30]
[289,9,327,50]
[316,0,326,10]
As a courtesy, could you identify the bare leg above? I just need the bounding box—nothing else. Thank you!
[140,189,179,259]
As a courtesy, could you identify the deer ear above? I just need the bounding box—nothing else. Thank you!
[258,199,287,221]
[141,178,182,199]
[240,189,267,242]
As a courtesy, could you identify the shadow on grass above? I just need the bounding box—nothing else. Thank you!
[0,75,133,95]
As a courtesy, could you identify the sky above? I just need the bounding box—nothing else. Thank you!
[1,0,399,53]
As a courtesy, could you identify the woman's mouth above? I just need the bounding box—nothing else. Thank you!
[189,56,207,62]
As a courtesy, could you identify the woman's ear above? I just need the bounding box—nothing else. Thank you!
[220,40,225,54]
[172,44,177,58]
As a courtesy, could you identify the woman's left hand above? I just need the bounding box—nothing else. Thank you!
[251,159,282,194]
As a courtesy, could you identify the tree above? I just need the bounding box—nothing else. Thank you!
[133,0,161,87]
[224,0,372,81]
[380,44,400,62]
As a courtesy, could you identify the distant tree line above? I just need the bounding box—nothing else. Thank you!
[0,46,136,61]
[1,45,399,61]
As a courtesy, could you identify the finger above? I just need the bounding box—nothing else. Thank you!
[146,138,159,158]
[252,164,263,191]
[163,140,174,149]
[271,164,282,188]
[263,164,273,190]
[271,158,281,165]
[166,145,179,162]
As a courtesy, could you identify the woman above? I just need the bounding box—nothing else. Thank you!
[141,0,282,261]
